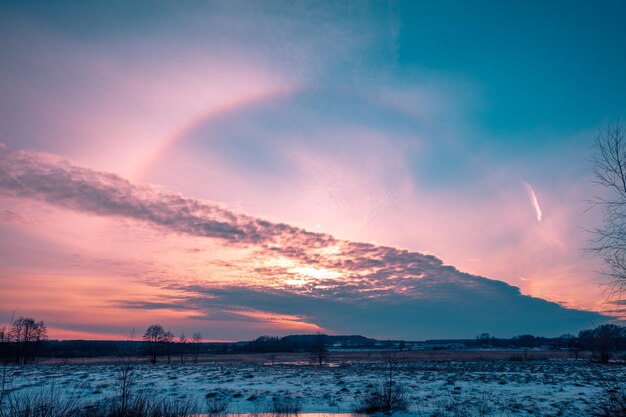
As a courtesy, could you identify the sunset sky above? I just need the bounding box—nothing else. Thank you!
[1,1,625,341]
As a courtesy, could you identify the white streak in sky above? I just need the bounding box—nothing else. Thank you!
[521,180,542,222]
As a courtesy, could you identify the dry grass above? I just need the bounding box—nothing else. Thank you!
[271,394,302,415]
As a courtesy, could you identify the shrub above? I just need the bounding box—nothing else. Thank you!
[354,380,408,414]
[593,384,626,417]
[204,393,230,415]
[355,347,409,415]
[111,395,198,417]
[271,394,302,415]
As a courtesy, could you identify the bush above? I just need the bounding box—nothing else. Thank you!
[354,381,408,414]
[97,395,198,417]
[204,393,230,415]
[593,384,626,417]
[271,394,302,415]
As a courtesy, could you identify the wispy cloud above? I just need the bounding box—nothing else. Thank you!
[522,179,543,222]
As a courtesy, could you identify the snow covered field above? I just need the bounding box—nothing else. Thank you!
[1,357,621,416]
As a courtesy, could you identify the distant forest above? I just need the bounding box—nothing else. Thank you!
[1,321,625,364]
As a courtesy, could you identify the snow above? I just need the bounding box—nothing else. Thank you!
[1,358,619,416]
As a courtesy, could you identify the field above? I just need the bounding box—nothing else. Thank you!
[2,351,623,416]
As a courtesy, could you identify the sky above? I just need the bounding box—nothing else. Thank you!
[1,0,625,341]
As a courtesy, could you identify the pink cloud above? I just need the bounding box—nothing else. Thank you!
[0,147,610,339]
[142,120,606,315]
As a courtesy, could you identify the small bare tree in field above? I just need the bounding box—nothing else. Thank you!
[355,344,408,414]
[179,333,188,364]
[192,332,202,364]
[162,331,174,364]
[311,333,328,367]
[116,330,137,415]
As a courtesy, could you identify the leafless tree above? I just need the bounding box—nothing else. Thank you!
[143,324,167,364]
[192,332,202,364]
[380,345,405,410]
[589,122,626,414]
[8,316,47,364]
[116,357,134,414]
[355,344,408,414]
[162,331,174,364]
[311,333,328,367]
[115,329,137,415]
[179,333,188,364]
[590,121,626,301]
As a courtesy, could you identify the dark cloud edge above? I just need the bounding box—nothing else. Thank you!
[0,147,614,338]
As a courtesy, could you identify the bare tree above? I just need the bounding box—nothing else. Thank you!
[380,344,406,411]
[192,332,202,364]
[590,121,626,300]
[143,324,166,364]
[311,333,328,367]
[162,331,174,364]
[355,344,408,414]
[8,317,47,364]
[116,330,137,415]
[179,333,188,364]
[588,123,626,414]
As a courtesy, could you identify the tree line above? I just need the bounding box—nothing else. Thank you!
[464,324,626,363]
[2,316,625,364]
[142,324,202,364]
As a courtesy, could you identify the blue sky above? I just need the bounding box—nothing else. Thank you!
[398,1,626,132]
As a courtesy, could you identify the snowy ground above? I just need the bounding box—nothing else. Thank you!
[1,356,622,416]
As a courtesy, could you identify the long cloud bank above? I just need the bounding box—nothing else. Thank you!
[0,146,609,338]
